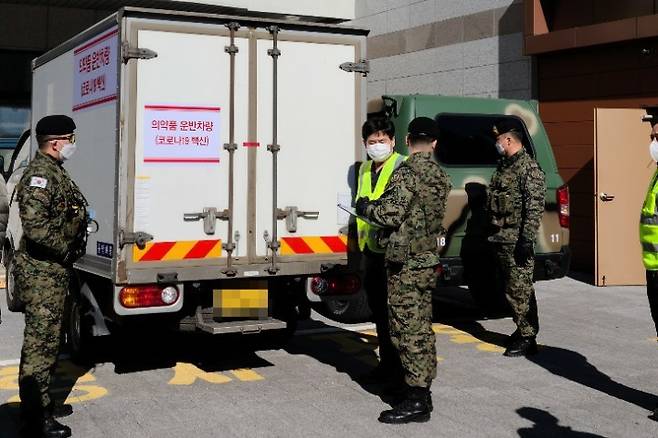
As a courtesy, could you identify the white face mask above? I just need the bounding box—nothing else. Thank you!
[650,139,658,162]
[495,142,506,156]
[60,143,77,161]
[366,142,393,163]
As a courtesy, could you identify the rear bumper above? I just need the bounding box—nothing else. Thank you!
[439,246,571,285]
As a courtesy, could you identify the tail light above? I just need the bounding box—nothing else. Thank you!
[119,285,180,308]
[310,274,361,295]
[557,184,569,228]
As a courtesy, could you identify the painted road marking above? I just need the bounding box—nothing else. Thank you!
[303,323,505,355]
[168,363,232,385]
[0,363,108,404]
[0,322,500,404]
[432,324,505,353]
[230,369,265,382]
[168,362,265,385]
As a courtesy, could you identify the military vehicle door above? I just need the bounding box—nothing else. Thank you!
[594,108,651,286]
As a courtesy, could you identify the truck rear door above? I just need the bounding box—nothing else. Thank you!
[255,33,361,269]
[122,23,250,282]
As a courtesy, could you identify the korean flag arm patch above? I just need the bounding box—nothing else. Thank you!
[29,176,48,189]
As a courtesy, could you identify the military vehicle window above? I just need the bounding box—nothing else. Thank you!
[434,114,534,166]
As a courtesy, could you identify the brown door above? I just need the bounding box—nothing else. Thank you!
[595,108,654,286]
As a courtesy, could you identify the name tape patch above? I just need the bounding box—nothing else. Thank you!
[29,177,48,188]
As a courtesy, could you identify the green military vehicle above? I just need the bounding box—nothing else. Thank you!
[307,94,570,321]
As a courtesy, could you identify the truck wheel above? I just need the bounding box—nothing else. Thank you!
[4,247,24,312]
[322,291,372,323]
[66,295,93,365]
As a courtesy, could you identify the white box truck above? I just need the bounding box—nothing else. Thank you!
[4,7,368,357]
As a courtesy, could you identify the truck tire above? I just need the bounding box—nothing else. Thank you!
[65,294,93,365]
[321,291,372,323]
[4,247,24,312]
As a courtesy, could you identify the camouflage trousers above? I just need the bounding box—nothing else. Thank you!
[387,263,438,388]
[495,244,539,338]
[15,252,70,417]
[364,250,402,374]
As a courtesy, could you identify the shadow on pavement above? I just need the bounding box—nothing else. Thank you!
[453,322,657,412]
[284,326,400,406]
[432,285,512,324]
[0,402,20,438]
[516,407,605,438]
[88,332,276,375]
[567,271,595,285]
[0,362,86,438]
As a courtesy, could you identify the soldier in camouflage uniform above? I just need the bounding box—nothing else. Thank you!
[487,119,546,357]
[357,117,451,424]
[16,115,87,438]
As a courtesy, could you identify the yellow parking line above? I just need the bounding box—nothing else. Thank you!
[230,369,264,381]
[168,363,232,385]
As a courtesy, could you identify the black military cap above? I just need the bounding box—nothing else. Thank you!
[35,115,76,136]
[492,118,523,139]
[408,116,440,139]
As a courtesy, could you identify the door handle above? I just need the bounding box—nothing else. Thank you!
[183,207,229,235]
[276,206,320,233]
[599,193,615,202]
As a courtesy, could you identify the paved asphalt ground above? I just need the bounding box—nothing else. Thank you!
[0,276,657,437]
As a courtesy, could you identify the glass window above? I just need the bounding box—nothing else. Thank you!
[0,106,30,139]
[434,114,534,166]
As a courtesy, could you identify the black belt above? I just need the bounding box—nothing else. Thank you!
[25,239,63,263]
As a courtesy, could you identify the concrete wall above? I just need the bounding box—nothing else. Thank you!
[350,0,532,102]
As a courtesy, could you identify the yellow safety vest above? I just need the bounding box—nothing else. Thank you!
[640,167,658,270]
[356,152,406,252]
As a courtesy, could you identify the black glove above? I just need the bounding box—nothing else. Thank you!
[355,197,370,216]
[514,237,534,266]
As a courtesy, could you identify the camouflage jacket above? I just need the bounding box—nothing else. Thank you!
[487,148,546,245]
[17,151,88,265]
[363,152,451,268]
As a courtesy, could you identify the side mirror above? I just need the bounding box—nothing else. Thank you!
[86,219,99,234]
[7,129,31,182]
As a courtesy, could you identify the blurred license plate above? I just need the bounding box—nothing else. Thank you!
[213,289,268,318]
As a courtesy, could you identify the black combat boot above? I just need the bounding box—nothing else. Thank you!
[503,336,538,357]
[505,329,522,346]
[52,403,73,418]
[378,386,431,424]
[42,415,71,438]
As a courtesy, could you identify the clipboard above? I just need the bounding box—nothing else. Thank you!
[337,203,382,228]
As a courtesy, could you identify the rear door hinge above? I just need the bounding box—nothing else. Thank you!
[339,59,369,77]
[119,230,154,249]
[122,42,158,63]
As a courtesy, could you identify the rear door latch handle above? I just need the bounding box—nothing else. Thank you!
[276,206,319,233]
[183,207,229,235]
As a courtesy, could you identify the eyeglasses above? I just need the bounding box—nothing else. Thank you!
[51,134,75,144]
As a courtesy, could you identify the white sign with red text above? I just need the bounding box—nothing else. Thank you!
[73,27,118,112]
[143,105,222,164]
